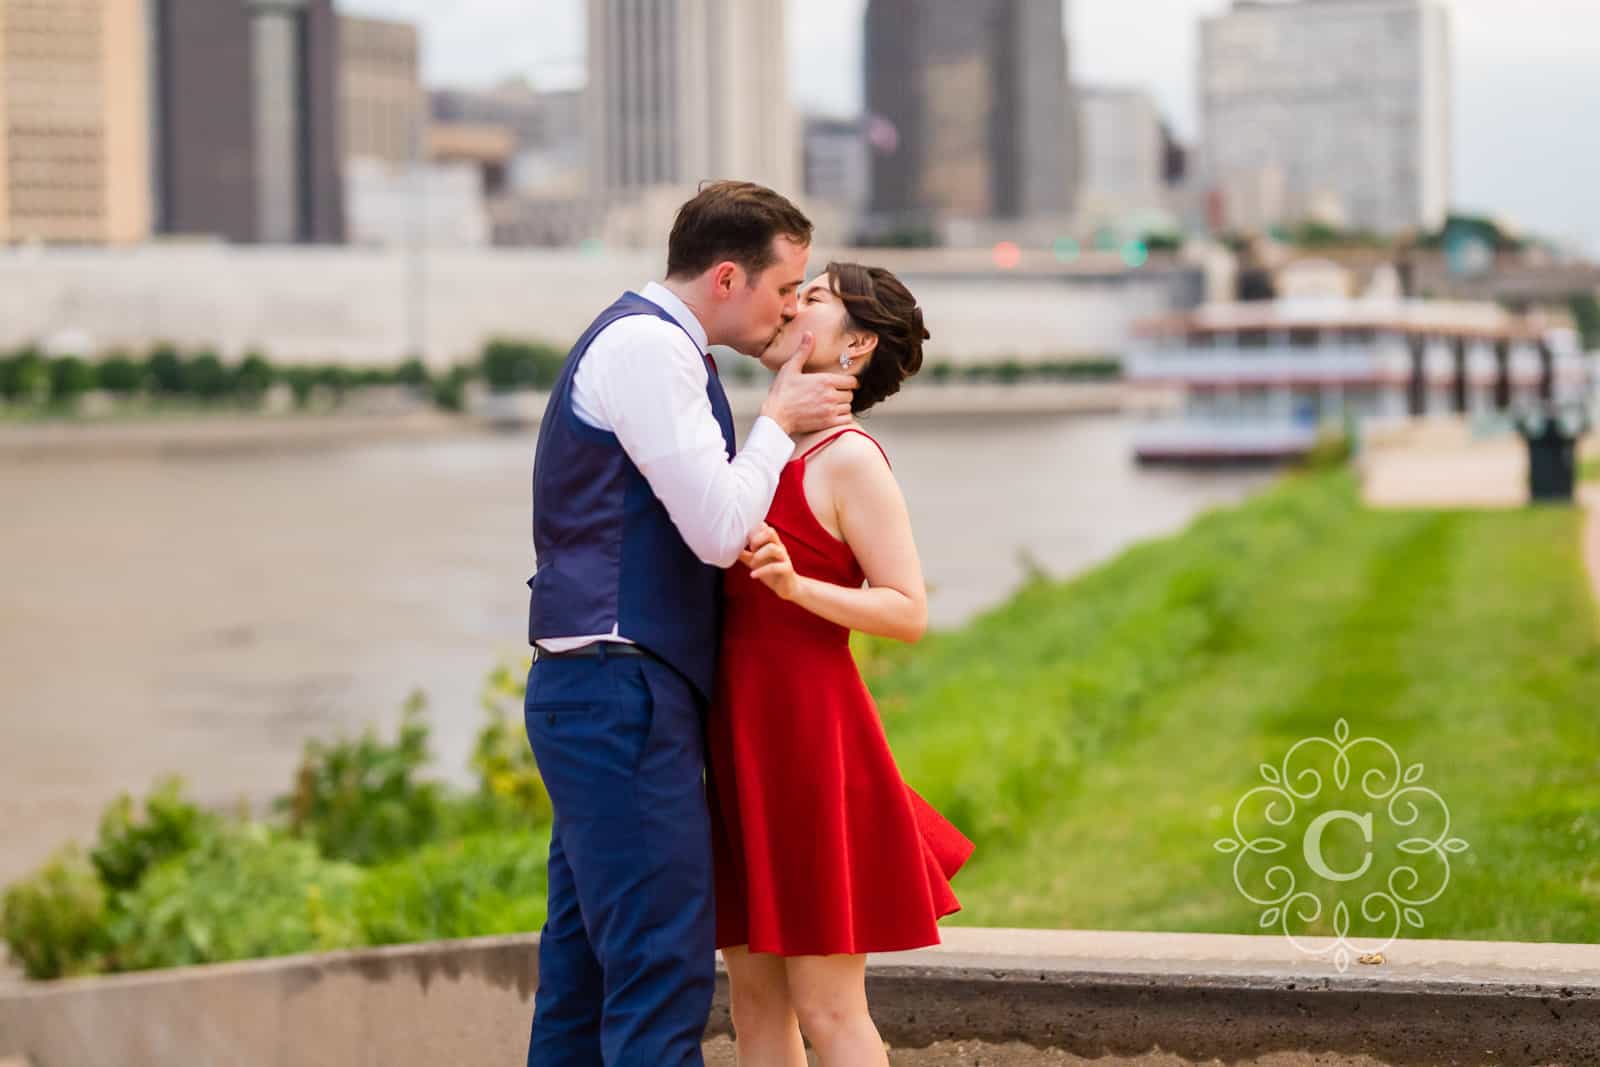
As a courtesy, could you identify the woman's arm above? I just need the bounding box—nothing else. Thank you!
[741,436,928,643]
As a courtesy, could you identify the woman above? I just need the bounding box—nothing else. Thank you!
[707,261,974,1067]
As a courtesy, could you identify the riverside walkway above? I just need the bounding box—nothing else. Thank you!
[3,928,1599,1065]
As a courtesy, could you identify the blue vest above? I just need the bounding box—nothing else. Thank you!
[527,291,737,701]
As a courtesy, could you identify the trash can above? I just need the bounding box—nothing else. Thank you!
[1513,405,1591,503]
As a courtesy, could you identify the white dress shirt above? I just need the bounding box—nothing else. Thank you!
[537,282,794,652]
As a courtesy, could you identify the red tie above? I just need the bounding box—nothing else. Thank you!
[704,352,720,379]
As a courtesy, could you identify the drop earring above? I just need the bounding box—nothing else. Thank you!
[839,351,852,370]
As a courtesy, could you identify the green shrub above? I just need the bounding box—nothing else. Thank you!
[146,344,185,395]
[1,347,50,405]
[355,831,550,946]
[1298,426,1353,471]
[109,823,362,971]
[481,339,566,392]
[467,660,551,828]
[97,352,146,396]
[235,352,275,404]
[282,366,318,408]
[992,359,1026,385]
[314,365,351,401]
[0,845,109,979]
[275,691,444,865]
[186,352,232,400]
[48,356,96,405]
[394,358,430,388]
[90,776,216,895]
[431,366,470,412]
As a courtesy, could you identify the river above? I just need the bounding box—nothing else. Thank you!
[0,412,1273,886]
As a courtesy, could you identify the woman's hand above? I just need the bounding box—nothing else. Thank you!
[740,523,803,601]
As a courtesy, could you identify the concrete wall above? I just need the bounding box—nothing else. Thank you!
[0,247,1190,368]
[3,928,1597,1066]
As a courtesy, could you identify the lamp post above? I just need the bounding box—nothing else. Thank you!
[406,99,427,364]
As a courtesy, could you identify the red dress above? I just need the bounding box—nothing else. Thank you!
[707,427,974,956]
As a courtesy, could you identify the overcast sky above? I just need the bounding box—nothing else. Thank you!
[342,0,1600,252]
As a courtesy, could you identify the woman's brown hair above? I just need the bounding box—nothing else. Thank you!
[823,261,929,415]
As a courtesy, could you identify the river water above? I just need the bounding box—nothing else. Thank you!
[0,413,1273,886]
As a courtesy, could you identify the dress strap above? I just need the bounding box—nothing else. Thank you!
[798,427,891,469]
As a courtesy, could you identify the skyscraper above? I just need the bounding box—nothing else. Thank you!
[0,0,151,245]
[587,0,797,199]
[1200,0,1451,234]
[1077,87,1169,220]
[864,0,1076,233]
[150,0,343,243]
[340,13,421,166]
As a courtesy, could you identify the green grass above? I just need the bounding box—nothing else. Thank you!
[1583,454,1599,483]
[868,468,1600,943]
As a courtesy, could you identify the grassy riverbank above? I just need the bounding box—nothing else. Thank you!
[8,464,1597,979]
[871,467,1600,942]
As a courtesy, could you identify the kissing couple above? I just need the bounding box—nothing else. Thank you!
[523,180,974,1067]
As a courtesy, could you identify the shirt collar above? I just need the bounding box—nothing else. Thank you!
[641,281,710,354]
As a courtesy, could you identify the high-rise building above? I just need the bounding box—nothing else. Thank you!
[0,0,151,245]
[150,0,343,243]
[803,117,869,215]
[340,13,420,165]
[863,0,1076,233]
[1199,0,1451,234]
[587,0,797,199]
[1077,87,1168,221]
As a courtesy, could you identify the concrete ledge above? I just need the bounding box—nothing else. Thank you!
[3,928,1598,1066]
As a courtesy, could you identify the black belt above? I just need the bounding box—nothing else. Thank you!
[533,642,649,662]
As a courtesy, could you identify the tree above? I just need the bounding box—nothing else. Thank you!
[1568,292,1600,352]
[48,356,97,407]
[97,353,146,397]
[1,347,49,405]
[394,358,430,388]
[146,345,185,396]
[235,353,275,405]
[185,352,232,401]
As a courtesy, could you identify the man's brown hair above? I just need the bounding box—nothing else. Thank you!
[665,180,813,282]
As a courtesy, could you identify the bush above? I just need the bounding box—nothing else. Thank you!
[90,776,216,895]
[468,661,550,828]
[1298,425,1353,471]
[97,352,146,396]
[146,344,185,396]
[235,352,275,405]
[355,831,549,946]
[0,845,109,979]
[1,347,50,405]
[275,691,444,865]
[48,356,96,406]
[282,366,318,409]
[395,358,430,388]
[1569,291,1600,352]
[481,338,566,392]
[185,351,232,401]
[431,366,470,412]
[314,365,352,402]
[109,823,362,970]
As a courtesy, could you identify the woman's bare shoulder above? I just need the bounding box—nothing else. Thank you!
[812,429,896,495]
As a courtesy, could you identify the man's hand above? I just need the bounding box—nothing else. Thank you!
[759,332,857,436]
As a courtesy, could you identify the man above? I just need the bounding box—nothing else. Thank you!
[523,181,856,1066]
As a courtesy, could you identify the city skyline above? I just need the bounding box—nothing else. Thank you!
[342,0,1600,253]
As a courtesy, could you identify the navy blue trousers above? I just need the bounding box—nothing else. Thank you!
[523,647,714,1067]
